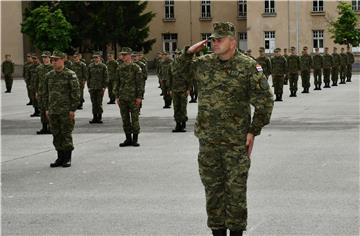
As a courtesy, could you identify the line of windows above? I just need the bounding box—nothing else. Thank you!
[352,0,360,11]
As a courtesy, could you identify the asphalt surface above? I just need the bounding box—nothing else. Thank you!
[1,74,359,236]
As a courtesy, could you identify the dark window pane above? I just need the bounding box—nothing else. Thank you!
[265,40,270,49]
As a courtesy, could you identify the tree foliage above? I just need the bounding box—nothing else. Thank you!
[21,5,72,51]
[329,1,360,47]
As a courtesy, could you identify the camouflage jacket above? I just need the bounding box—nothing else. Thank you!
[2,61,14,75]
[300,54,312,71]
[181,49,274,144]
[287,55,300,73]
[29,63,41,89]
[332,53,340,68]
[135,60,148,81]
[256,56,272,76]
[347,52,355,65]
[87,62,108,90]
[43,68,80,114]
[340,53,348,66]
[159,58,173,81]
[23,62,33,82]
[312,54,323,70]
[36,63,53,106]
[322,54,333,69]
[168,57,192,93]
[64,60,73,69]
[106,60,119,81]
[71,61,88,82]
[271,56,287,75]
[114,62,144,100]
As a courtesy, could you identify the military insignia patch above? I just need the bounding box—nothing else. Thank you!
[260,77,269,90]
[256,64,263,72]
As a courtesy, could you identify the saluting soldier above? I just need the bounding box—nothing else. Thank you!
[71,52,88,109]
[300,46,312,93]
[287,47,301,97]
[256,47,272,80]
[322,47,333,88]
[331,47,340,86]
[339,47,348,84]
[346,46,355,82]
[312,48,323,90]
[106,52,119,104]
[271,48,287,101]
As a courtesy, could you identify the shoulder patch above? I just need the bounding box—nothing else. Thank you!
[256,64,263,72]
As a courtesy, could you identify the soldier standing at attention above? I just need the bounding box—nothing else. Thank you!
[43,50,80,168]
[300,46,312,93]
[35,51,53,134]
[159,52,173,108]
[322,47,333,88]
[71,52,88,109]
[346,46,355,82]
[106,52,119,104]
[271,48,287,101]
[339,47,348,84]
[133,52,148,100]
[283,48,289,85]
[169,49,191,132]
[29,54,41,117]
[331,47,340,86]
[312,48,323,90]
[88,51,108,124]
[113,47,144,147]
[2,54,15,93]
[24,53,33,105]
[256,47,271,80]
[181,22,273,236]
[287,47,301,97]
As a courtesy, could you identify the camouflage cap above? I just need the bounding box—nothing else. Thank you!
[259,47,265,51]
[41,51,51,57]
[31,53,38,58]
[73,51,81,56]
[120,47,132,54]
[303,46,308,50]
[50,50,66,59]
[92,51,102,57]
[209,22,235,39]
[290,46,296,50]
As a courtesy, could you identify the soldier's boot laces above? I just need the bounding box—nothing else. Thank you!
[230,230,243,236]
[50,151,65,168]
[212,229,227,236]
[132,134,140,147]
[62,151,72,168]
[172,122,182,132]
[119,134,133,147]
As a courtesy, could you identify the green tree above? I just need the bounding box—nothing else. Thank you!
[329,1,360,47]
[21,5,72,51]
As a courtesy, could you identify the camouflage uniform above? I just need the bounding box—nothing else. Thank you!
[283,50,289,85]
[256,53,271,79]
[2,58,14,93]
[71,59,88,109]
[87,58,108,122]
[135,58,147,99]
[322,51,333,88]
[287,51,300,97]
[271,51,287,101]
[346,50,355,82]
[339,50,348,84]
[300,49,312,93]
[29,56,41,116]
[312,53,323,90]
[106,59,119,103]
[43,50,80,168]
[23,60,33,104]
[331,50,340,86]
[159,56,173,108]
[182,22,274,233]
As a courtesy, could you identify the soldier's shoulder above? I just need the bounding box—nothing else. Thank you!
[132,62,142,71]
[64,68,78,79]
[235,52,258,68]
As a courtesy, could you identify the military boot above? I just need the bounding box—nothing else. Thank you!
[119,134,133,147]
[212,229,227,236]
[194,94,198,103]
[324,83,330,88]
[346,79,351,82]
[230,230,243,236]
[37,123,47,134]
[77,103,83,110]
[172,122,182,132]
[26,100,32,106]
[332,82,337,86]
[30,108,40,117]
[180,122,186,132]
[89,114,97,124]
[132,133,140,147]
[289,91,294,97]
[44,123,52,134]
[301,88,306,93]
[107,99,115,104]
[97,114,103,124]
[293,91,297,97]
[50,151,64,168]
[62,150,72,168]
[189,95,196,103]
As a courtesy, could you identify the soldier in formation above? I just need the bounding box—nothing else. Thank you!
[256,47,271,80]
[331,47,340,86]
[283,48,289,85]
[322,47,333,88]
[312,48,323,90]
[271,48,287,101]
[106,52,118,104]
[346,46,355,82]
[23,53,33,105]
[159,52,173,108]
[287,47,300,97]
[300,46,312,93]
[43,50,80,168]
[339,47,348,84]
[2,54,15,93]
[71,52,88,109]
[29,53,41,117]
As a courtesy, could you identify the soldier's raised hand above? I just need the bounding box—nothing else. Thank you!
[187,40,208,54]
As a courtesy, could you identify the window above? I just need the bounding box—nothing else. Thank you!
[313,0,324,12]
[264,31,275,53]
[352,0,360,11]
[201,33,212,49]
[238,0,247,17]
[201,0,211,18]
[264,0,275,14]
[313,30,324,52]
[164,0,174,19]
[238,32,248,51]
[162,33,178,54]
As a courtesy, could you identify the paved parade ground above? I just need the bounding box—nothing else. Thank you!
[1,75,359,236]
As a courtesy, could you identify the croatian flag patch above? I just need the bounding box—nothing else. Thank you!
[256,64,263,72]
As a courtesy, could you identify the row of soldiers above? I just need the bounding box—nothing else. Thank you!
[253,46,355,101]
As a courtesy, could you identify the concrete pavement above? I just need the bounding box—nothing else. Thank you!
[1,74,359,236]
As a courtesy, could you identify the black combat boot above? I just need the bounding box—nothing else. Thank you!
[180,122,186,132]
[189,95,196,103]
[44,123,51,134]
[132,133,140,147]
[293,91,297,97]
[332,82,337,86]
[62,150,72,168]
[289,91,294,97]
[172,122,182,132]
[346,78,351,82]
[107,99,115,104]
[119,134,133,147]
[301,88,306,93]
[37,123,47,134]
[26,100,32,106]
[50,151,64,168]
[230,230,243,236]
[212,229,227,236]
[97,114,103,124]
[194,94,198,103]
[30,108,40,117]
[77,103,83,110]
[89,114,97,124]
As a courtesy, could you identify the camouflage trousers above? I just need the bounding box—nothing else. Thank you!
[162,86,172,107]
[172,92,188,123]
[4,74,13,91]
[25,79,32,101]
[331,67,339,84]
[198,140,250,231]
[313,69,322,87]
[288,73,298,92]
[49,113,75,151]
[301,70,311,89]
[272,75,284,96]
[119,99,140,134]
[340,65,346,81]
[89,89,104,114]
[108,80,115,101]
[347,64,352,81]
[323,68,331,84]
[79,81,85,104]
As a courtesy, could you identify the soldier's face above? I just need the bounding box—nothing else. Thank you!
[74,55,80,62]
[211,37,236,56]
[122,54,132,63]
[94,56,101,63]
[51,58,64,71]
[108,55,114,61]
[42,56,50,64]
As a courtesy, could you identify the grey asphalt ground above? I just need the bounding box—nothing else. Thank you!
[1,74,359,236]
